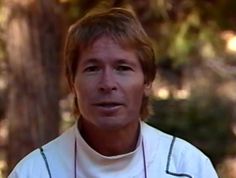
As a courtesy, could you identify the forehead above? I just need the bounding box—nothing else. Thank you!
[79,37,138,64]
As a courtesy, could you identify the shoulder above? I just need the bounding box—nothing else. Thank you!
[8,125,75,178]
[142,122,208,159]
[142,122,218,177]
[167,137,218,177]
[8,149,46,178]
[42,125,75,153]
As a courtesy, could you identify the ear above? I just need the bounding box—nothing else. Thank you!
[144,82,152,97]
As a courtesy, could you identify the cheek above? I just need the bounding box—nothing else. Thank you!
[73,81,91,106]
[74,77,92,95]
[127,82,145,106]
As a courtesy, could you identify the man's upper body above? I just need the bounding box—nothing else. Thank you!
[9,8,219,178]
[9,121,218,178]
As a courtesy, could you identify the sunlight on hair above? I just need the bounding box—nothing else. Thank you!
[59,0,68,2]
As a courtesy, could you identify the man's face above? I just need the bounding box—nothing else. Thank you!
[74,37,150,130]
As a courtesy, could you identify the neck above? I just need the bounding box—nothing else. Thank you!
[78,118,140,156]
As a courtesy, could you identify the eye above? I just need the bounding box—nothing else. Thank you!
[84,66,100,72]
[116,65,133,72]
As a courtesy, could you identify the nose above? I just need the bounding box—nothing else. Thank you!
[98,68,117,93]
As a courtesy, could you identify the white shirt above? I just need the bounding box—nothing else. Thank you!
[8,122,218,178]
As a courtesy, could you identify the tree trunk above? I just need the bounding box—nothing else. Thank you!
[5,0,63,172]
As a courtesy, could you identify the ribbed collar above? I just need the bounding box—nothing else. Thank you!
[74,121,145,177]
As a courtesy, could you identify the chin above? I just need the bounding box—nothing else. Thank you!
[96,117,137,131]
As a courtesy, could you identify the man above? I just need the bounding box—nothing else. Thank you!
[9,8,218,178]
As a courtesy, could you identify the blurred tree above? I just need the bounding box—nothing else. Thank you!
[4,0,63,172]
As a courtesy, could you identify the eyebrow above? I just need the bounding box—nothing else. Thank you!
[80,57,137,67]
[79,58,100,66]
[115,59,138,67]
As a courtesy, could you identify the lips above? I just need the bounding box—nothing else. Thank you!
[93,102,124,114]
[94,102,123,107]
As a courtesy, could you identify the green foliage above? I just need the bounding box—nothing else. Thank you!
[148,90,233,165]
[60,0,236,65]
[138,0,235,67]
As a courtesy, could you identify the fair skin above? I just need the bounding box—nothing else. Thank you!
[73,36,150,156]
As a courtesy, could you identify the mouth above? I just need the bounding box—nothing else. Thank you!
[95,102,123,110]
[93,102,123,115]
[94,102,123,108]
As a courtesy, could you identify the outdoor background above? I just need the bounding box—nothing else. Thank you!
[0,0,236,177]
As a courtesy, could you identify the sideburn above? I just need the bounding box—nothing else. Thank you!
[140,95,151,121]
[73,95,80,117]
